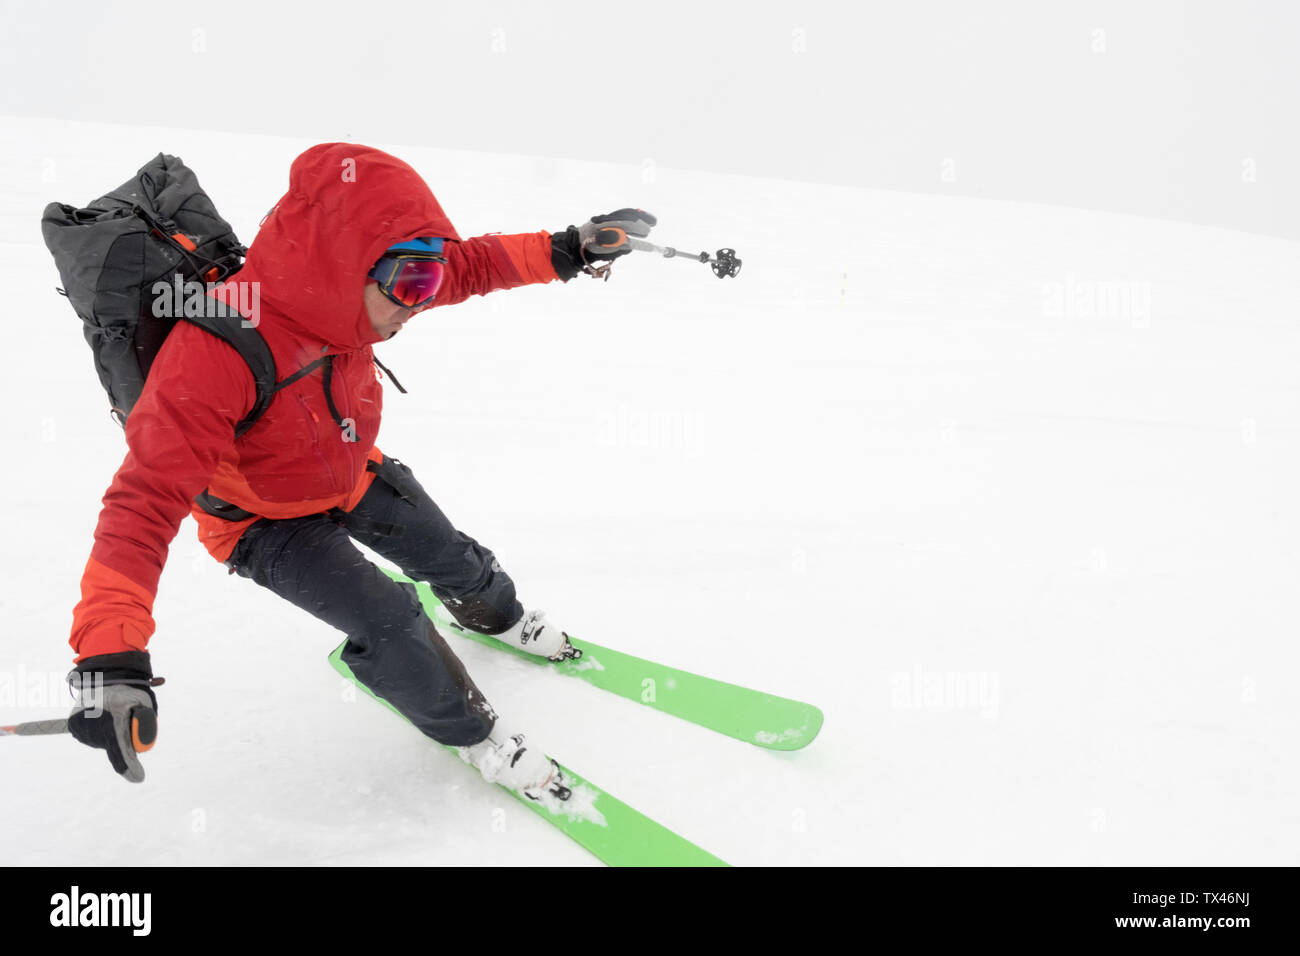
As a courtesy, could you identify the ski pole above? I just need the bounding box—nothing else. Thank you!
[2,676,163,739]
[1,718,70,737]
[627,238,742,278]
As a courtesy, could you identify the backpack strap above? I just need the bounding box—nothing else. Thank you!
[372,355,407,393]
[270,355,328,393]
[319,355,347,428]
[193,490,258,523]
[179,300,277,438]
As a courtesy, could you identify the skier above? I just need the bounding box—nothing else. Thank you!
[63,142,656,797]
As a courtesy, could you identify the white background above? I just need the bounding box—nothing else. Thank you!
[5,0,1298,237]
[0,2,1296,865]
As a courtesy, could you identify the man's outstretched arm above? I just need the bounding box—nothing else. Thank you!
[431,209,657,307]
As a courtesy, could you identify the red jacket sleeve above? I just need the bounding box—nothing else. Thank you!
[431,231,560,308]
[70,322,256,662]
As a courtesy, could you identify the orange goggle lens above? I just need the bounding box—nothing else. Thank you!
[370,254,447,308]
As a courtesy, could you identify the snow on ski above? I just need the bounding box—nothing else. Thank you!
[328,644,728,867]
[382,570,825,751]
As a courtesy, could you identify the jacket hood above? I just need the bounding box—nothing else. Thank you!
[239,143,461,350]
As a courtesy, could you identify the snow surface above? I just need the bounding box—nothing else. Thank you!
[1,116,1297,866]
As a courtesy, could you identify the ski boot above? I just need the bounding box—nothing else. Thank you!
[457,728,571,801]
[438,606,582,663]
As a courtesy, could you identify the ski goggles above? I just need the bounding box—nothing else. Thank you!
[368,237,447,309]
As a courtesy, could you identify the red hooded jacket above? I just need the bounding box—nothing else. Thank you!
[70,144,563,662]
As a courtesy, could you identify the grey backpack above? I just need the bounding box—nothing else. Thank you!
[41,153,277,434]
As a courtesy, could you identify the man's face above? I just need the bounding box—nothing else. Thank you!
[364,280,415,340]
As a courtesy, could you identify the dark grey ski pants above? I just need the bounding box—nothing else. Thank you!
[227,455,524,746]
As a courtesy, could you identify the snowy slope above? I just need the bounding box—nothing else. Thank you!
[1,115,1297,865]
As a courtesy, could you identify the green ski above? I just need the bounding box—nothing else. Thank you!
[384,570,824,751]
[329,644,727,866]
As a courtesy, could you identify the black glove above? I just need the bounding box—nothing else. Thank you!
[67,651,159,784]
[551,208,657,281]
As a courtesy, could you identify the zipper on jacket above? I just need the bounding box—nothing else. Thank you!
[296,389,343,493]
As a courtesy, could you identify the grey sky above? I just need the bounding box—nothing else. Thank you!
[3,0,1296,238]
